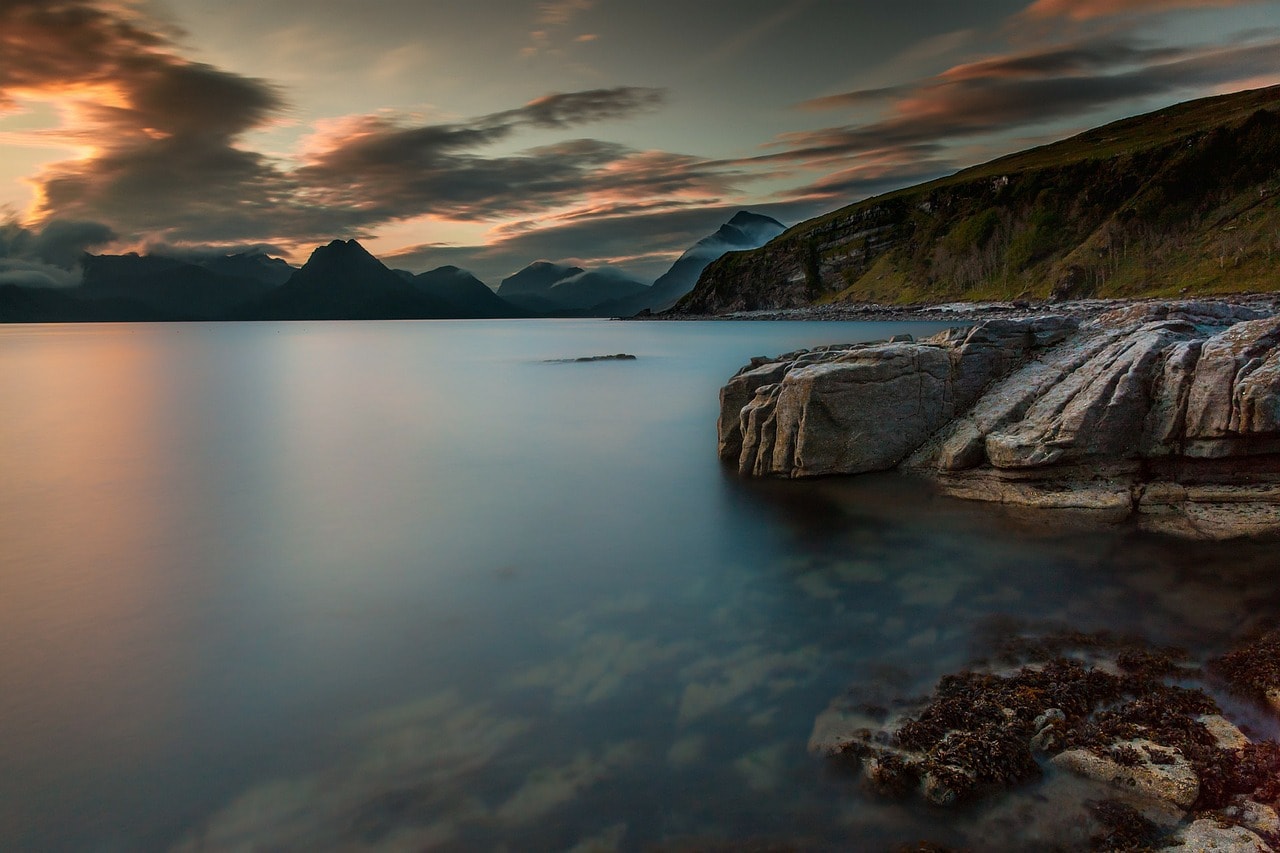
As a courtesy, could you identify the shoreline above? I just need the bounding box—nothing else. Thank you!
[624,292,1280,323]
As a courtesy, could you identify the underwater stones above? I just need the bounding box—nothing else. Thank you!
[717,301,1280,538]
[1164,818,1275,852]
[1052,739,1200,809]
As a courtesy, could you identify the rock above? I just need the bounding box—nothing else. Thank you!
[1199,714,1252,751]
[1164,818,1274,852]
[1052,740,1199,808]
[806,706,880,757]
[1223,800,1280,839]
[717,301,1280,538]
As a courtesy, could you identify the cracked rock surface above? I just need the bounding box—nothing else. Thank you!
[718,300,1280,538]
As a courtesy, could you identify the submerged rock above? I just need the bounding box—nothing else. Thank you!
[1164,818,1274,852]
[1052,740,1199,809]
[814,629,1280,850]
[718,301,1280,538]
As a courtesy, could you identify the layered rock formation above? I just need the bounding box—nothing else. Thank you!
[718,301,1280,538]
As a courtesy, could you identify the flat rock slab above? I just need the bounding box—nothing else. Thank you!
[1051,740,1200,809]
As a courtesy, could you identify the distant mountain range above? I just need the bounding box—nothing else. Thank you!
[0,209,783,323]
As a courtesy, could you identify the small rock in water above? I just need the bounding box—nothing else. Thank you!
[544,353,637,363]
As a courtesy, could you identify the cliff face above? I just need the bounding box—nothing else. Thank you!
[717,301,1280,539]
[675,86,1280,315]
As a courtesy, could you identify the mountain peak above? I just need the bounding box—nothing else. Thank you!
[727,210,784,229]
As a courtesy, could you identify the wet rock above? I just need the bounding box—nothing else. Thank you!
[1052,739,1200,809]
[1163,818,1274,852]
[1199,714,1252,751]
[1223,800,1280,840]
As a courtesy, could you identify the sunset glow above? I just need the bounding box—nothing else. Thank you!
[1,0,1278,281]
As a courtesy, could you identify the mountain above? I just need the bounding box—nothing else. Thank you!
[496,261,584,298]
[0,283,161,322]
[598,211,786,316]
[197,252,295,286]
[672,85,1280,315]
[79,252,280,319]
[245,239,454,320]
[495,261,646,316]
[546,269,649,312]
[411,265,526,318]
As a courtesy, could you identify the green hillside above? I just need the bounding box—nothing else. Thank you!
[673,85,1280,313]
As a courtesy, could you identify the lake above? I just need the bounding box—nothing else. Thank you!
[3,319,1279,852]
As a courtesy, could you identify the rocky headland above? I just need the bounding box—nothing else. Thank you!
[718,300,1280,539]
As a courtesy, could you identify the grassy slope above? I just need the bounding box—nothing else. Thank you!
[678,86,1280,311]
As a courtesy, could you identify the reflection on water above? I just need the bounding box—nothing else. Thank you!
[2,320,1279,851]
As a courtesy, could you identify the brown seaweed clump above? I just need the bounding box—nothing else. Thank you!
[1209,627,1280,710]
[836,638,1206,807]
[1086,799,1162,852]
[821,629,1280,850]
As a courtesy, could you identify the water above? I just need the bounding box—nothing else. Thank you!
[2,319,1279,852]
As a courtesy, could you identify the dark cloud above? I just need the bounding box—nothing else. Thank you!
[0,217,116,285]
[503,87,665,127]
[7,6,673,248]
[28,219,116,266]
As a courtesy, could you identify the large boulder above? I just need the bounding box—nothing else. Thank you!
[717,301,1280,537]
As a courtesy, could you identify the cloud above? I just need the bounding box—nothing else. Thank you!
[27,218,116,266]
[1021,0,1267,22]
[777,149,956,204]
[524,0,597,57]
[0,217,115,285]
[536,0,595,27]
[776,33,1280,167]
[3,3,683,249]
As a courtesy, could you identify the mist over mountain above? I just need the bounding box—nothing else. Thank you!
[496,262,585,297]
[494,261,648,316]
[598,211,786,316]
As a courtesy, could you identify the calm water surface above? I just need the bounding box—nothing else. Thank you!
[2,319,1279,852]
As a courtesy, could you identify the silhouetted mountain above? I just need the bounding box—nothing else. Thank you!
[80,252,279,319]
[496,261,584,298]
[597,211,786,316]
[245,239,454,320]
[0,283,162,322]
[197,252,295,286]
[411,265,526,318]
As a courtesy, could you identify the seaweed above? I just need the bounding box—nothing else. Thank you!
[1086,799,1163,852]
[1210,628,1280,706]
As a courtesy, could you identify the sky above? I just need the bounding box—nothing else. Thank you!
[1,0,1279,286]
